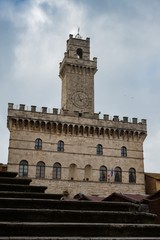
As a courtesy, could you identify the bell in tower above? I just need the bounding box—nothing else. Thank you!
[59,32,97,116]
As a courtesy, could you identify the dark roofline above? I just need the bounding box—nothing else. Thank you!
[103,192,147,203]
[145,172,160,180]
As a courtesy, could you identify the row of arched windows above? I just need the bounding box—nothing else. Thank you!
[99,166,136,183]
[19,160,61,179]
[19,160,136,183]
[35,138,64,152]
[96,145,127,157]
[35,139,128,157]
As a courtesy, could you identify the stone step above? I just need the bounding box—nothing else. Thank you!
[0,177,32,185]
[0,238,160,240]
[0,198,139,212]
[0,184,47,193]
[0,222,160,237]
[0,192,63,199]
[0,208,156,224]
[0,171,17,178]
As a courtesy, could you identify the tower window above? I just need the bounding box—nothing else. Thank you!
[35,138,42,150]
[53,162,61,179]
[121,146,127,157]
[19,160,28,177]
[77,48,83,59]
[36,161,45,178]
[96,144,103,155]
[57,140,64,152]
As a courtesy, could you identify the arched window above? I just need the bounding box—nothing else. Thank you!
[99,165,107,181]
[57,140,64,152]
[84,164,92,181]
[19,160,28,177]
[114,167,122,182]
[53,162,61,179]
[129,168,136,183]
[77,48,83,59]
[96,144,103,155]
[35,138,42,150]
[69,163,77,180]
[121,146,127,157]
[36,161,45,178]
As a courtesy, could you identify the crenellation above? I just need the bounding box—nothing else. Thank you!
[103,114,109,121]
[53,108,58,114]
[19,104,25,111]
[132,117,138,124]
[42,107,47,113]
[93,57,97,62]
[31,105,36,112]
[8,103,14,109]
[123,116,128,123]
[8,103,147,127]
[141,119,147,125]
[7,110,147,142]
[113,116,119,122]
[8,103,147,129]
[94,113,99,119]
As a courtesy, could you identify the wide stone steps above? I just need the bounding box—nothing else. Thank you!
[0,238,160,240]
[0,170,160,238]
[0,191,63,199]
[0,183,47,192]
[0,222,160,238]
[0,208,156,224]
[0,197,140,211]
[0,177,32,185]
[0,171,17,178]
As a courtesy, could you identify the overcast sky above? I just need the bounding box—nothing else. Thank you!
[0,0,160,173]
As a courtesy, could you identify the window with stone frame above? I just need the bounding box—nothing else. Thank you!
[57,140,64,152]
[121,146,127,157]
[114,167,122,182]
[99,165,107,181]
[129,168,136,183]
[19,160,28,177]
[53,162,61,179]
[96,144,103,155]
[36,161,45,178]
[35,138,42,150]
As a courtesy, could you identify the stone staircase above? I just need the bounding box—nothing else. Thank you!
[0,171,160,239]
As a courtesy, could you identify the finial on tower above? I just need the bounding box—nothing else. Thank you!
[75,27,82,39]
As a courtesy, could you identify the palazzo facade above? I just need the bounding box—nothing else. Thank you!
[7,33,147,197]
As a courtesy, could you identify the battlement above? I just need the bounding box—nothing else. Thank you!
[7,103,147,142]
[8,103,147,126]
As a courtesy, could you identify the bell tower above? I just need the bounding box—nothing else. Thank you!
[59,33,97,115]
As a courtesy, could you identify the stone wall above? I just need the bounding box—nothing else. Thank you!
[7,104,146,197]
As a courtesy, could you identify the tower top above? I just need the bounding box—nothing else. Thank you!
[59,33,97,115]
[75,27,82,39]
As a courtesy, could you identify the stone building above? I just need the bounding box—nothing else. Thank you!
[7,33,147,197]
[145,173,160,195]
